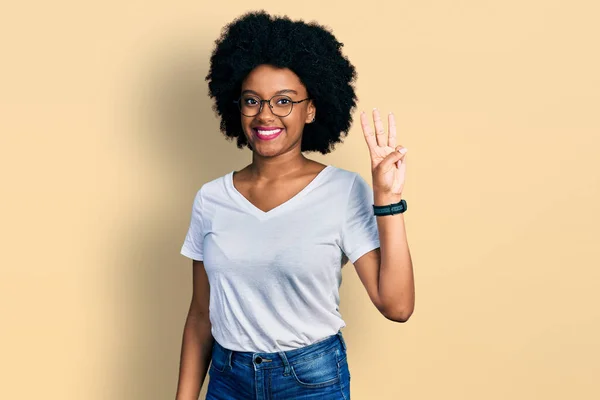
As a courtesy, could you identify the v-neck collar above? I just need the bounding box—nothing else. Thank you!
[227,165,333,220]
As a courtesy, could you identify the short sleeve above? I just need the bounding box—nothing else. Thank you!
[180,188,205,261]
[340,174,381,264]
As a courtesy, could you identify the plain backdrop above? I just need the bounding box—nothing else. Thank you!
[1,1,599,399]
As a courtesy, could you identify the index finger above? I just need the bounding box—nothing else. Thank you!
[360,111,377,152]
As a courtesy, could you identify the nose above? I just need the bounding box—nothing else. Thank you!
[256,100,275,121]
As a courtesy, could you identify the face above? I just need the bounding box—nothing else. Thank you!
[239,64,315,158]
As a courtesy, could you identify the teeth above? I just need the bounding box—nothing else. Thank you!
[257,128,282,136]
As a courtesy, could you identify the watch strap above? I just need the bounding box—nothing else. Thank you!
[373,199,407,216]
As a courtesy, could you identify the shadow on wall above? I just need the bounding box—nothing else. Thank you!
[108,34,246,400]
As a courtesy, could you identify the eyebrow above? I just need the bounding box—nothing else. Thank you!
[241,89,298,96]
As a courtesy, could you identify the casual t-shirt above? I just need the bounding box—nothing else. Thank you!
[180,165,380,352]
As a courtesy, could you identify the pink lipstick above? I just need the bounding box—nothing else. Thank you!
[253,126,284,141]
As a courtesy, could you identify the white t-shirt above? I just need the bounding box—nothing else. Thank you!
[180,165,380,352]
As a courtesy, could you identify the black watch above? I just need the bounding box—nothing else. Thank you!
[373,199,407,216]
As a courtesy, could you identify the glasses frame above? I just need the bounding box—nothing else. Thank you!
[234,94,311,117]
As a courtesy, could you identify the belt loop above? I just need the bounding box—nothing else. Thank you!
[226,348,233,370]
[337,331,347,351]
[277,351,292,376]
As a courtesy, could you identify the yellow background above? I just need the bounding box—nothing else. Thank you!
[1,1,599,399]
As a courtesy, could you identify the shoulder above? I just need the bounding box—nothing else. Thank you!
[326,165,368,188]
[325,167,374,210]
[190,171,232,201]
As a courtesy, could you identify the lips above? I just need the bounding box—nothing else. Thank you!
[252,126,284,141]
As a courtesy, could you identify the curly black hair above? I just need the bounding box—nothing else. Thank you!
[206,10,357,155]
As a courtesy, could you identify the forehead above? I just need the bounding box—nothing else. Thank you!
[241,65,307,96]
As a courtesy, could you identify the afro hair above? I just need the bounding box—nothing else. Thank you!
[206,11,357,155]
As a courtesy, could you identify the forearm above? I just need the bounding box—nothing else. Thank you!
[176,315,214,400]
[374,194,415,321]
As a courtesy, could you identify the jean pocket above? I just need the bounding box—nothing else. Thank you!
[209,342,230,373]
[290,348,341,388]
[337,348,351,382]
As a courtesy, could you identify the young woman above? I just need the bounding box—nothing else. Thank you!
[176,11,414,400]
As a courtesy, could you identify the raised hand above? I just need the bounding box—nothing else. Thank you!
[360,109,407,201]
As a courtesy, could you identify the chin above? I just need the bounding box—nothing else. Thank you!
[254,146,283,158]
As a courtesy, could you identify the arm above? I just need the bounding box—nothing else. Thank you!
[373,193,414,321]
[354,109,415,322]
[353,203,414,322]
[175,260,214,400]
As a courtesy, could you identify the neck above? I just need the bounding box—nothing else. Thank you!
[249,153,310,181]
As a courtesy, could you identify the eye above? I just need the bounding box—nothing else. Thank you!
[243,97,259,106]
[276,98,291,105]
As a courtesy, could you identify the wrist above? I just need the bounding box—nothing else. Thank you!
[373,193,402,206]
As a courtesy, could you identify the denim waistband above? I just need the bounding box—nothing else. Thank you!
[213,331,347,372]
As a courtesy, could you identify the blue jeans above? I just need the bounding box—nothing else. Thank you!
[206,331,351,399]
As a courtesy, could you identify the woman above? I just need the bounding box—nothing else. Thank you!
[176,11,414,400]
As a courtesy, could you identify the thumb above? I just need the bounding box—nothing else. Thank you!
[381,146,407,169]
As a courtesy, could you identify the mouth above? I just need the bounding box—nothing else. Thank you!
[252,127,284,141]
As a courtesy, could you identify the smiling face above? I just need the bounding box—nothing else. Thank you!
[239,64,315,158]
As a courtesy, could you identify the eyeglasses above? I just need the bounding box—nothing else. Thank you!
[234,94,311,117]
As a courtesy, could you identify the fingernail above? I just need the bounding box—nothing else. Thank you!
[398,148,407,154]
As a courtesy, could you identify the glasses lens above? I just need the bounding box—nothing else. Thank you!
[271,95,293,117]
[239,95,261,116]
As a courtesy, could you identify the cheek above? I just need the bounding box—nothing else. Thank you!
[241,117,253,136]
[285,115,306,133]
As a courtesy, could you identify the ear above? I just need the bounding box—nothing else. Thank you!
[305,100,316,123]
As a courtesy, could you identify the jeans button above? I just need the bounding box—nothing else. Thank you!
[254,356,262,364]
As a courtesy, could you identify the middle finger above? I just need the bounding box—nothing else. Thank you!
[373,108,387,147]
